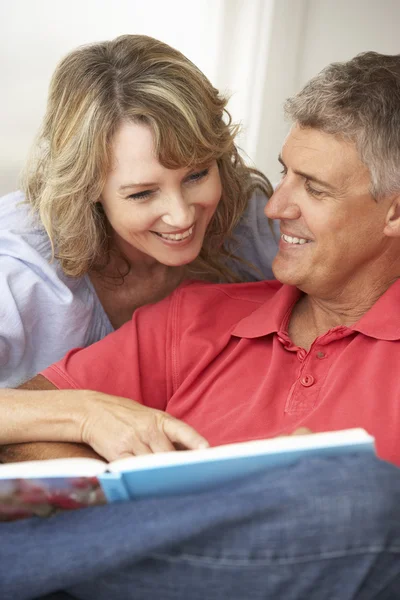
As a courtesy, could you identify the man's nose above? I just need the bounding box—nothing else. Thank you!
[264,183,301,221]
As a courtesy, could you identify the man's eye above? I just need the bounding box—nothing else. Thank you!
[305,181,323,197]
[128,190,154,200]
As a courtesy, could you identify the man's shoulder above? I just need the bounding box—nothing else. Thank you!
[179,279,281,302]
[172,279,282,325]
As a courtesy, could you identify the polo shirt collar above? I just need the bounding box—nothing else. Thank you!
[232,279,400,342]
[232,283,301,339]
[350,278,400,341]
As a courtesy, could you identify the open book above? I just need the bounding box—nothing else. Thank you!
[0,428,374,520]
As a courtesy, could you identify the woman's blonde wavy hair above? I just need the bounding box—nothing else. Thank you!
[22,34,272,281]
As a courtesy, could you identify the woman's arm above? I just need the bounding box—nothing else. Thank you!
[0,375,208,463]
[0,376,102,462]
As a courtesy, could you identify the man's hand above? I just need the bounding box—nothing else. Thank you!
[276,427,313,439]
[291,427,313,436]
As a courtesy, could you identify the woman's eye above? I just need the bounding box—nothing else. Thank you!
[279,168,287,177]
[305,181,324,197]
[187,168,209,183]
[128,190,154,200]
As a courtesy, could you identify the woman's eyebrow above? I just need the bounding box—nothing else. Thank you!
[118,181,157,192]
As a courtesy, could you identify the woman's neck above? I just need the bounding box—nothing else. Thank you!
[88,263,185,329]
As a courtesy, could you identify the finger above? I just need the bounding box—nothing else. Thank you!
[148,435,177,454]
[114,439,153,460]
[291,427,313,436]
[116,451,137,460]
[162,417,209,450]
[276,427,313,439]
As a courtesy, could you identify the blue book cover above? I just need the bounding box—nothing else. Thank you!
[0,429,375,520]
[109,428,375,499]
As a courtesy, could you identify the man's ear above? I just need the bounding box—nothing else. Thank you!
[384,195,400,238]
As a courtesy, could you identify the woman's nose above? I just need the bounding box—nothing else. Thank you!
[162,196,195,229]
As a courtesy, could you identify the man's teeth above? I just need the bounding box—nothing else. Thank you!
[281,233,309,245]
[157,225,194,241]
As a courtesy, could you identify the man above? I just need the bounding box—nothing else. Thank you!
[3,52,400,599]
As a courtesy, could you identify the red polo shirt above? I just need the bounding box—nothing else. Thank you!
[42,279,400,465]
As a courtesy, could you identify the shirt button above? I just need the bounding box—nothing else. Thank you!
[300,374,315,387]
[316,351,326,359]
[297,349,307,361]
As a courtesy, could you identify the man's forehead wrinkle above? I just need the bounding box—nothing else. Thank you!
[285,143,324,158]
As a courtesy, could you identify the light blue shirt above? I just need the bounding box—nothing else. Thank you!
[0,190,278,387]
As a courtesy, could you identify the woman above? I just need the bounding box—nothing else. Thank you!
[1,34,275,388]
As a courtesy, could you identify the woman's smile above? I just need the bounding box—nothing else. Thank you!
[152,223,195,243]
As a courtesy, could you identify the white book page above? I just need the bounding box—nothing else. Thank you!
[109,428,374,473]
[0,429,374,478]
[0,457,107,479]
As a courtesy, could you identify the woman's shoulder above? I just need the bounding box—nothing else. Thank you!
[0,190,61,280]
[229,187,279,281]
[0,190,43,232]
[239,187,277,237]
[0,191,113,386]
[0,190,109,310]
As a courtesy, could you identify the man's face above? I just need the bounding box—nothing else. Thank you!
[265,125,393,298]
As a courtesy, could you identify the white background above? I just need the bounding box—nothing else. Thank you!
[1,0,400,194]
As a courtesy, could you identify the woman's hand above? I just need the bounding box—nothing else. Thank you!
[0,379,209,463]
[79,390,209,461]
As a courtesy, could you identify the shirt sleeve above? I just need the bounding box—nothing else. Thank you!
[0,229,97,387]
[41,293,173,411]
[228,189,279,281]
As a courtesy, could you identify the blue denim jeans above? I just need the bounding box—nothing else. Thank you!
[1,454,400,600]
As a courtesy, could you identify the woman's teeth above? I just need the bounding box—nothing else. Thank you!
[281,233,309,245]
[156,225,194,241]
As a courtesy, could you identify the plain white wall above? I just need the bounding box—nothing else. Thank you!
[257,0,400,183]
[299,0,400,84]
[0,0,225,193]
[0,0,275,194]
[1,0,400,193]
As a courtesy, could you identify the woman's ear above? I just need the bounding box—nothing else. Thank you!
[384,196,400,238]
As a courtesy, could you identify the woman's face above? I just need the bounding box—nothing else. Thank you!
[100,121,222,267]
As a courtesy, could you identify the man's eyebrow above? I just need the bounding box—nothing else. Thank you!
[118,182,157,192]
[278,155,337,191]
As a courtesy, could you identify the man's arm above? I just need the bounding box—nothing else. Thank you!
[0,441,99,463]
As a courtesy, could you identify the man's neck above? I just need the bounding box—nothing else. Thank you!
[288,276,398,351]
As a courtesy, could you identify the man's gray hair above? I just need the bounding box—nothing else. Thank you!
[284,52,400,198]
